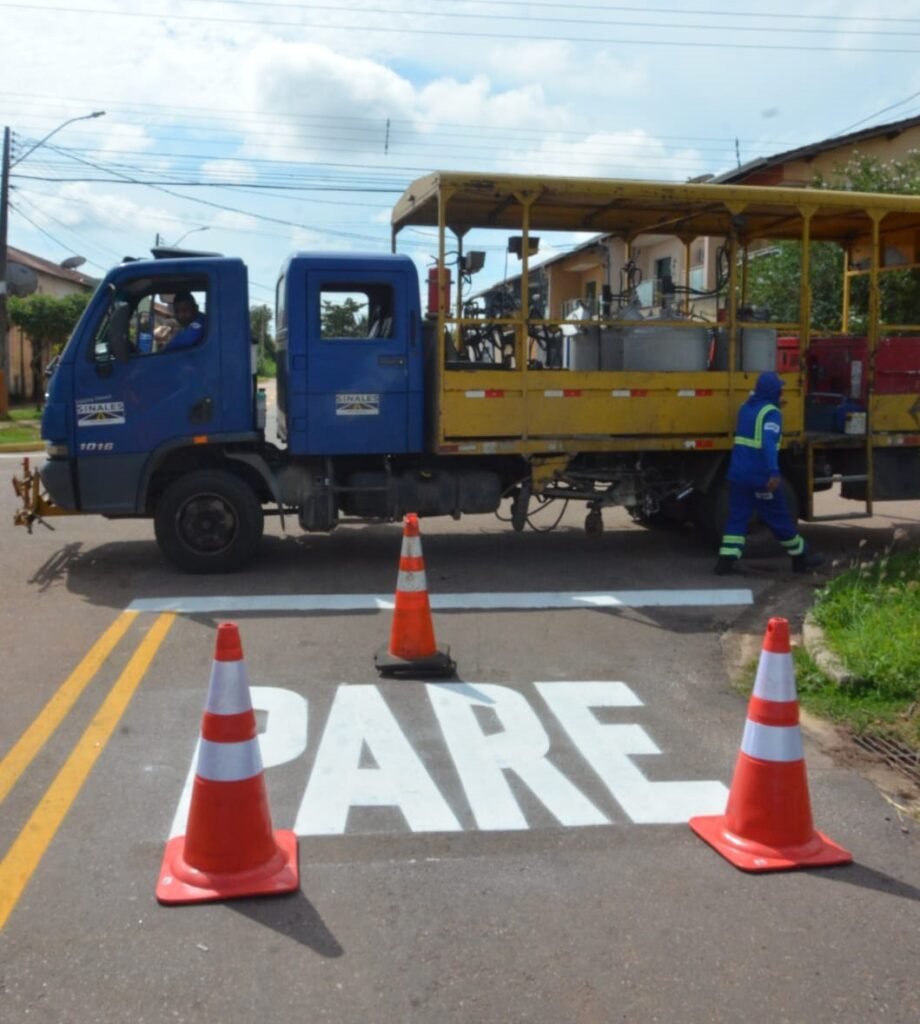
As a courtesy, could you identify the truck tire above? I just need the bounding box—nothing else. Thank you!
[154,470,264,573]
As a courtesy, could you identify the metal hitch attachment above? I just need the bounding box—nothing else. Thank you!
[12,457,61,532]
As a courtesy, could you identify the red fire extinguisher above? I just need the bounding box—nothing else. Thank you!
[427,266,451,317]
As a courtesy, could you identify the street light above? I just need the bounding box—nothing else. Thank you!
[156,225,209,248]
[0,110,106,412]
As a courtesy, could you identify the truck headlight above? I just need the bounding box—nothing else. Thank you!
[45,442,69,457]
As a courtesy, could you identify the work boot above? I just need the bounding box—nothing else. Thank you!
[791,552,824,574]
[714,556,736,576]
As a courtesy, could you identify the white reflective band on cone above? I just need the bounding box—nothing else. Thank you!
[401,535,423,558]
[396,569,427,592]
[196,737,263,781]
[752,650,797,703]
[740,720,804,763]
[204,660,254,715]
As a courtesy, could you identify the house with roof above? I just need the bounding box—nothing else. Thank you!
[5,246,96,401]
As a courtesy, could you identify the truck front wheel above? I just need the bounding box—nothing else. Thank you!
[154,470,264,573]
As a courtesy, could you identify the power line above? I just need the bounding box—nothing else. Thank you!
[2,91,799,148]
[131,0,920,38]
[1,3,918,52]
[831,88,920,138]
[8,200,110,271]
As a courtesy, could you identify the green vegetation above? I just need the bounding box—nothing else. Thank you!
[250,303,276,377]
[8,406,42,421]
[747,151,920,331]
[8,292,91,409]
[0,405,42,446]
[0,424,41,446]
[799,542,920,749]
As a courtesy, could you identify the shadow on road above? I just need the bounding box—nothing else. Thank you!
[229,889,345,957]
[815,861,920,903]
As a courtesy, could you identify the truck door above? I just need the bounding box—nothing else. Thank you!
[304,270,420,454]
[70,273,221,512]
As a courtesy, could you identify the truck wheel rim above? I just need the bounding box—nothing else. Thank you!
[176,494,238,555]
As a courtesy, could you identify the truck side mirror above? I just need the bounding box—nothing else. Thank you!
[106,303,132,363]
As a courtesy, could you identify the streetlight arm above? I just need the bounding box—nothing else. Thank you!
[11,111,105,168]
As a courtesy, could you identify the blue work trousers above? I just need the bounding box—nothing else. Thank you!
[719,481,805,559]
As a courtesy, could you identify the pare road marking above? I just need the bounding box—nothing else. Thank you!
[169,682,728,838]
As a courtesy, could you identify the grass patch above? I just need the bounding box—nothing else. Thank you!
[812,546,920,699]
[734,542,920,751]
[7,406,42,422]
[0,424,41,446]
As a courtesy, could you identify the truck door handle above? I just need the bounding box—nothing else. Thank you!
[378,355,406,367]
[189,397,214,423]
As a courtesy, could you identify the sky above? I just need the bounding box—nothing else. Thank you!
[2,0,920,305]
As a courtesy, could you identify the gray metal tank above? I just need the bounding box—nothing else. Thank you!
[712,327,777,371]
[622,324,710,371]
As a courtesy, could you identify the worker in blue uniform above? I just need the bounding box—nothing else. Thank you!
[160,292,207,351]
[715,371,822,575]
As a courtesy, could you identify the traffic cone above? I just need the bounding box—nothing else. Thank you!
[690,617,852,873]
[375,513,456,678]
[156,623,299,904]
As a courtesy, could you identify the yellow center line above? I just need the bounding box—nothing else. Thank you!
[0,612,176,932]
[0,610,138,804]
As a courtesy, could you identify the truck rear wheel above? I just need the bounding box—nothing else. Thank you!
[154,470,264,573]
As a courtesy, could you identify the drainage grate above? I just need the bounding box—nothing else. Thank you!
[852,730,920,787]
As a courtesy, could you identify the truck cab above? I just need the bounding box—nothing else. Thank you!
[40,254,257,534]
[275,253,425,456]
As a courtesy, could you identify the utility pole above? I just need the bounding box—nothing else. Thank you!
[0,111,103,413]
[0,126,10,416]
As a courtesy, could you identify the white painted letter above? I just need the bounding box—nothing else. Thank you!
[295,685,460,835]
[169,686,308,838]
[427,683,608,831]
[536,682,728,823]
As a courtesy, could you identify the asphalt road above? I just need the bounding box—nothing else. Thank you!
[1,440,919,1024]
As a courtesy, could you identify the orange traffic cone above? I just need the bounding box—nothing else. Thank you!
[690,617,852,872]
[375,513,456,678]
[156,623,299,904]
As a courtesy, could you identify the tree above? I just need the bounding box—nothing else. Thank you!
[746,151,920,331]
[321,297,367,338]
[249,304,275,376]
[8,291,90,407]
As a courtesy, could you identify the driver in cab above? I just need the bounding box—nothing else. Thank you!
[154,291,207,351]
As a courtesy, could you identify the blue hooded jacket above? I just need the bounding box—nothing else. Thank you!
[727,372,784,486]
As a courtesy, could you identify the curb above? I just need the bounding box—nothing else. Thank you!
[0,442,44,453]
[802,611,858,687]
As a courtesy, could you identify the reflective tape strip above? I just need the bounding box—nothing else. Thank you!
[748,695,798,728]
[781,535,805,555]
[196,737,263,782]
[401,535,423,559]
[753,652,798,702]
[611,389,649,398]
[734,403,780,449]
[396,569,428,592]
[464,390,505,398]
[677,389,713,397]
[204,661,253,716]
[399,555,425,573]
[543,389,583,398]
[683,440,714,449]
[740,720,804,762]
[201,709,257,744]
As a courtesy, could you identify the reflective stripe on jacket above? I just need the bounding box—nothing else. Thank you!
[727,399,782,486]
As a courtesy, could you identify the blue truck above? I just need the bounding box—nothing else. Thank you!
[25,249,509,572]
